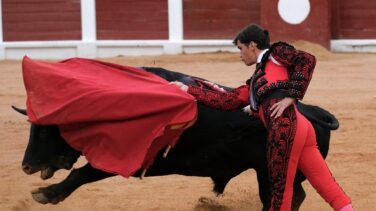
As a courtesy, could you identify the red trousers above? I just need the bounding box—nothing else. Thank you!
[258,98,351,211]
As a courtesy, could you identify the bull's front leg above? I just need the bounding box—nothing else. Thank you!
[32,163,115,204]
[255,167,271,211]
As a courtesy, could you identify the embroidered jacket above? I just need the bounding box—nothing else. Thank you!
[187,42,316,111]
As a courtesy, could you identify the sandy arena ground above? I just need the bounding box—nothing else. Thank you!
[1,42,375,211]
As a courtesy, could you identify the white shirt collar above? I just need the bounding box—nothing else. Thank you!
[256,49,281,66]
[257,49,269,64]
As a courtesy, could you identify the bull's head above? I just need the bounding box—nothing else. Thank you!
[12,106,80,180]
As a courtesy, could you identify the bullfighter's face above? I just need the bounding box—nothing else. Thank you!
[236,40,258,67]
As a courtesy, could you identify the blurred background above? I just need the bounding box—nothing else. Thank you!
[1,0,376,59]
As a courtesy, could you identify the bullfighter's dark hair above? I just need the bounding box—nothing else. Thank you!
[233,24,270,49]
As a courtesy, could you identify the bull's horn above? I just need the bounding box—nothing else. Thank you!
[163,145,172,158]
[140,168,147,180]
[12,105,27,115]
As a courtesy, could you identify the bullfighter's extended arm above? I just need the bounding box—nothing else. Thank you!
[187,80,249,111]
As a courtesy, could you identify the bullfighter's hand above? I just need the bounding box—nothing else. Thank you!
[270,97,295,119]
[202,81,225,92]
[169,81,188,92]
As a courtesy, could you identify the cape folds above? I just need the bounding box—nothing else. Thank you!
[22,57,197,177]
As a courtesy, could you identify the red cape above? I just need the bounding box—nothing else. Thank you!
[22,57,197,177]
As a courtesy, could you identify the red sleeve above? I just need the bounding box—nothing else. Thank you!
[270,42,316,100]
[187,84,250,111]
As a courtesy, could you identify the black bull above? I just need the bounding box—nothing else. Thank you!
[14,67,339,211]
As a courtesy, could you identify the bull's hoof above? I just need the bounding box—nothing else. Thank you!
[31,191,49,204]
[40,168,55,180]
[31,186,67,205]
[213,191,224,197]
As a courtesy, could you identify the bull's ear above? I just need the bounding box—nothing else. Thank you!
[12,105,27,115]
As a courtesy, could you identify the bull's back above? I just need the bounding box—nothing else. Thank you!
[144,104,266,177]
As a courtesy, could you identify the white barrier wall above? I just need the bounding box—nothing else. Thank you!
[0,0,375,60]
[0,0,238,60]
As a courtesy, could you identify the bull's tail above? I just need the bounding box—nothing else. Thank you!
[297,102,339,130]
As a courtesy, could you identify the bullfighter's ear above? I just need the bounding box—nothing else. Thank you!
[11,105,27,115]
